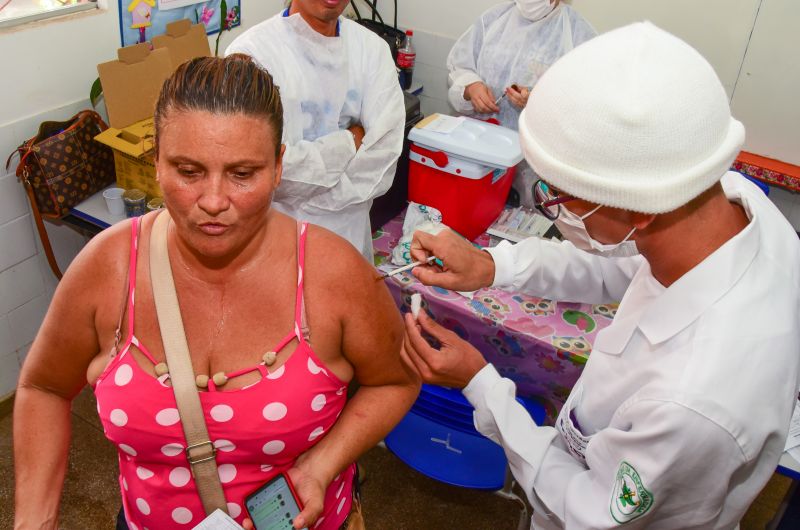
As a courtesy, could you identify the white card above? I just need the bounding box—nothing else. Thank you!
[422,115,465,134]
[192,509,244,530]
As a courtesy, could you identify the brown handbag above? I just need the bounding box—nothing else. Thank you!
[6,110,116,279]
[344,496,365,530]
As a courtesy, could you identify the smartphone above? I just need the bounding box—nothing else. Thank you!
[245,473,306,530]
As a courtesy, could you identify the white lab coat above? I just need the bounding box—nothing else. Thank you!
[226,12,405,260]
[447,2,596,208]
[467,172,800,529]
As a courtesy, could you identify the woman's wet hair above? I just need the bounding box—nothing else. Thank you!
[154,54,283,157]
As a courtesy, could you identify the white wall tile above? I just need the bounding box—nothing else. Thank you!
[0,316,12,357]
[0,124,17,165]
[414,30,457,71]
[7,294,50,353]
[419,95,455,118]
[0,173,29,226]
[0,214,37,272]
[0,351,21,397]
[63,100,92,120]
[28,215,88,277]
[414,63,450,103]
[37,249,60,297]
[0,256,45,315]
[45,220,88,274]
[16,342,32,366]
[10,115,42,149]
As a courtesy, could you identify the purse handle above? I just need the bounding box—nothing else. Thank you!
[149,210,228,515]
[4,110,111,280]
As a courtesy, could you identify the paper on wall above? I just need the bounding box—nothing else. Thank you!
[159,0,205,11]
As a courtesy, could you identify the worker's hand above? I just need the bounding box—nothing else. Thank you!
[464,82,500,114]
[401,311,487,389]
[409,229,495,292]
[506,84,530,110]
[348,123,365,150]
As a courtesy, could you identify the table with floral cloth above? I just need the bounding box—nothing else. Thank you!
[372,214,616,425]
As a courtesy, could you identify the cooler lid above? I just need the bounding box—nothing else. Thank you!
[408,114,523,168]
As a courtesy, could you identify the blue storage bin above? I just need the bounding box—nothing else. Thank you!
[385,383,547,490]
[385,409,509,490]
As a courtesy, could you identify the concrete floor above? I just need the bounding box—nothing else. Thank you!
[0,388,794,529]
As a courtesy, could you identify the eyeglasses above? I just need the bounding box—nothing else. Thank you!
[533,179,576,220]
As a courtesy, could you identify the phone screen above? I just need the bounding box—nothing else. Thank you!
[245,474,304,530]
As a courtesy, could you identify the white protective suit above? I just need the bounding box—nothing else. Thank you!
[468,172,800,529]
[226,10,405,260]
[447,2,596,208]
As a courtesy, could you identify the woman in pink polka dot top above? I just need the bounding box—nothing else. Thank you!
[14,54,420,530]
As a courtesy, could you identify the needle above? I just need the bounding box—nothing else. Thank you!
[497,84,527,105]
[379,255,438,280]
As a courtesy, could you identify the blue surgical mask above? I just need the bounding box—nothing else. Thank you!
[555,205,639,257]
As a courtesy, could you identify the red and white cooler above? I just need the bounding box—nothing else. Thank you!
[407,114,523,240]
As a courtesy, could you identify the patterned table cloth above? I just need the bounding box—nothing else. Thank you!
[372,214,616,424]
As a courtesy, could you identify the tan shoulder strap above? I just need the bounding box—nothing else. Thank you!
[149,211,227,515]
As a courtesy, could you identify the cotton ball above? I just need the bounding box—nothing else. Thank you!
[410,293,422,320]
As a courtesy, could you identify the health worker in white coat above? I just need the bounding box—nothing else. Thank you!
[402,22,800,529]
[226,0,405,260]
[447,0,596,208]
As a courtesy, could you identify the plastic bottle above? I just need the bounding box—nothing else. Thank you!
[397,30,416,90]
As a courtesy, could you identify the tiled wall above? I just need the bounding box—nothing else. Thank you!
[409,29,458,120]
[0,100,91,399]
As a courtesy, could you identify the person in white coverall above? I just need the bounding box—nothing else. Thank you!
[403,22,800,529]
[226,0,405,260]
[447,0,595,208]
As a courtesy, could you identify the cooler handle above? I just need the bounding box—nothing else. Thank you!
[410,144,449,168]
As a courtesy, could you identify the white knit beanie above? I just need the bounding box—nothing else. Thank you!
[518,22,745,213]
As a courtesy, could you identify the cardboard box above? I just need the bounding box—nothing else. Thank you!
[153,19,211,69]
[94,118,157,198]
[95,20,210,199]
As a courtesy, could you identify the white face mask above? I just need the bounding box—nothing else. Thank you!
[515,0,556,22]
[555,205,639,257]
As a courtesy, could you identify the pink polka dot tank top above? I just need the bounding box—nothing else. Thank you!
[94,217,355,530]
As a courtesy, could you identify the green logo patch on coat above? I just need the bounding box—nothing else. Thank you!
[610,461,653,524]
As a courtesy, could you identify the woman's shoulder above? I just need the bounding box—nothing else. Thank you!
[62,214,147,291]
[301,223,379,296]
[303,222,372,271]
[46,215,141,330]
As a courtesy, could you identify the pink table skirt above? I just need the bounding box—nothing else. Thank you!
[372,213,615,424]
